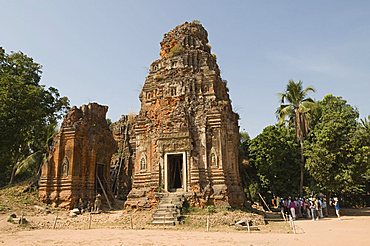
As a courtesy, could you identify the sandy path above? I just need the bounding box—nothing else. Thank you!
[1,214,369,245]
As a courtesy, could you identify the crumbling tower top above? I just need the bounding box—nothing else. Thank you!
[160,21,210,58]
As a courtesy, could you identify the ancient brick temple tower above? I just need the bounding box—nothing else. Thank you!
[39,103,116,209]
[125,21,245,208]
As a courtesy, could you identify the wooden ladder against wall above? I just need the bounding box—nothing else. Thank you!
[96,175,113,209]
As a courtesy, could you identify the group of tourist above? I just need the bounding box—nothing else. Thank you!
[271,195,341,221]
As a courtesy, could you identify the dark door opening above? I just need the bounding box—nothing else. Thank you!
[96,164,104,194]
[167,154,183,191]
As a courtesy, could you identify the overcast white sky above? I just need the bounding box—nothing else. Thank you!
[2,0,370,137]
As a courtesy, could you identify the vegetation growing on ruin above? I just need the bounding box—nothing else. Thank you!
[169,43,185,57]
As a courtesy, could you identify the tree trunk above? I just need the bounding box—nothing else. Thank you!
[8,162,19,185]
[299,140,304,196]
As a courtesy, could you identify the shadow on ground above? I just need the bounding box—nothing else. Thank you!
[339,207,370,216]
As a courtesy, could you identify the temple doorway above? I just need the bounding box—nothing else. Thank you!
[165,153,186,192]
[95,164,105,194]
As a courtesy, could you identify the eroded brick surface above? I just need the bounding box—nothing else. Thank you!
[39,103,116,209]
[123,22,245,209]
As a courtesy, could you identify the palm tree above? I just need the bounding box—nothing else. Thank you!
[8,124,58,185]
[276,80,316,195]
[360,116,370,132]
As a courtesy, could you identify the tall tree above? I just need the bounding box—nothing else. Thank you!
[351,117,370,199]
[248,125,300,198]
[304,95,368,197]
[0,47,69,186]
[276,80,316,195]
[357,116,370,200]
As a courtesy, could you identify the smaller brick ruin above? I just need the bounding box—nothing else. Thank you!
[39,103,116,209]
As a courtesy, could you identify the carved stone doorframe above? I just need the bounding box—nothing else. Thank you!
[164,151,187,192]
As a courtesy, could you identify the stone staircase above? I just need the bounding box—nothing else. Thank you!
[152,192,185,225]
[264,211,285,222]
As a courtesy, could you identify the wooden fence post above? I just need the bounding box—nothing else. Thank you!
[88,213,92,229]
[20,212,24,225]
[206,214,210,232]
[281,211,287,222]
[130,213,133,229]
[53,214,58,229]
[246,218,250,233]
[289,215,296,234]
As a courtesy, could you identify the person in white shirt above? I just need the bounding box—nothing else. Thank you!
[318,198,324,218]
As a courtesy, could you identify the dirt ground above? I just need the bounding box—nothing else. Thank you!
[0,208,369,246]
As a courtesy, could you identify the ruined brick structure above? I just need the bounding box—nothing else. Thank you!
[39,22,246,210]
[110,115,136,200]
[124,22,245,208]
[39,103,116,209]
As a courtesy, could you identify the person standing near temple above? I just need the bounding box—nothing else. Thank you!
[322,197,328,217]
[289,199,297,220]
[334,197,341,220]
[318,198,324,218]
[314,198,320,220]
[310,198,317,221]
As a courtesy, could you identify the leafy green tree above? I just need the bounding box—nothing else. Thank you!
[305,95,369,197]
[0,47,69,186]
[350,118,370,198]
[276,80,316,195]
[239,131,258,201]
[248,125,300,198]
[357,116,370,202]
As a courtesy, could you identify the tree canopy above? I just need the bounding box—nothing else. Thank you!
[305,94,369,195]
[241,83,369,207]
[0,47,69,186]
[248,125,300,198]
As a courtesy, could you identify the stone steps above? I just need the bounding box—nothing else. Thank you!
[151,193,185,225]
[152,219,178,225]
[264,211,285,222]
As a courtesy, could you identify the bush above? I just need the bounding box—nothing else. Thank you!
[206,205,216,214]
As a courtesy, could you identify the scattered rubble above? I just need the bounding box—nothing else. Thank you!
[7,213,28,225]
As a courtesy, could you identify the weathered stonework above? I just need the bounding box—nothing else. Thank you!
[39,22,246,210]
[124,22,245,209]
[110,115,136,200]
[39,103,117,209]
